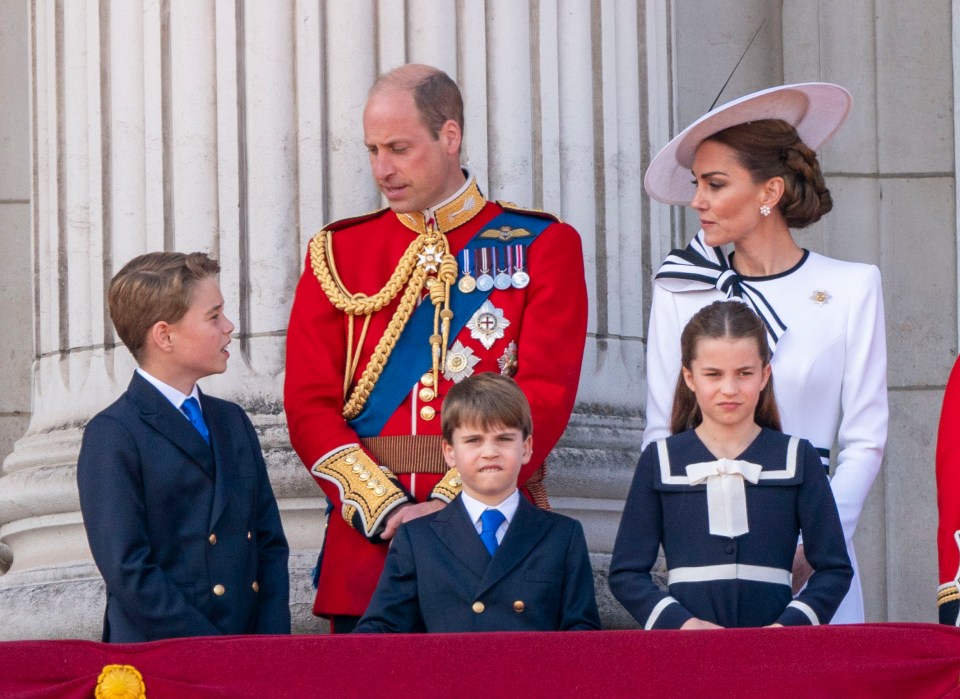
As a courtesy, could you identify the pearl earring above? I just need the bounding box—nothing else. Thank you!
[760,205,771,217]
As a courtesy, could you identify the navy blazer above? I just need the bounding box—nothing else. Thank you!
[77,372,290,642]
[354,495,600,633]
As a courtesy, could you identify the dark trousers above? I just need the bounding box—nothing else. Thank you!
[332,615,359,634]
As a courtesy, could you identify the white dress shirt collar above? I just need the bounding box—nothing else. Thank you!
[136,368,202,413]
[460,489,520,537]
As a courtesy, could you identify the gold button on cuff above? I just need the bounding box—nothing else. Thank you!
[420,406,436,421]
[358,470,370,481]
[472,601,485,614]
[213,584,226,596]
[513,600,525,613]
[344,454,358,465]
[374,486,386,496]
[450,477,462,487]
[352,463,363,473]
[420,373,435,387]
[252,581,260,592]
[208,533,217,545]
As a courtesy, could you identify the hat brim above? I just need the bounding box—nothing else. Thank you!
[643,82,852,205]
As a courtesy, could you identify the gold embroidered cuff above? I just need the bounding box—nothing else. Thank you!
[311,445,407,539]
[938,581,960,606]
[431,468,463,503]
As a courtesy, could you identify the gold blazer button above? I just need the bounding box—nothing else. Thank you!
[252,581,260,592]
[208,533,217,545]
[513,600,525,613]
[472,601,485,614]
[213,584,226,596]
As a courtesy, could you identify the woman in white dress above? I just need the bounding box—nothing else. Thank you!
[642,83,887,624]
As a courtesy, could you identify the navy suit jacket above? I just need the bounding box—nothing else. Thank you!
[77,372,290,642]
[354,495,600,632]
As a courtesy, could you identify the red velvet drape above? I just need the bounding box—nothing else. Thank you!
[2,623,958,698]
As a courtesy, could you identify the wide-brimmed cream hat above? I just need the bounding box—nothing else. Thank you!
[644,82,852,205]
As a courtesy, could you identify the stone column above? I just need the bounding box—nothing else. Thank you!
[0,0,663,637]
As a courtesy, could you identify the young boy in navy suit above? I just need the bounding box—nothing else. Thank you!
[77,252,290,642]
[355,373,600,632]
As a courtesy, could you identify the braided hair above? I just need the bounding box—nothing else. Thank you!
[706,119,833,228]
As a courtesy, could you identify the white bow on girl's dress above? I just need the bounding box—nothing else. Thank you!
[685,458,763,538]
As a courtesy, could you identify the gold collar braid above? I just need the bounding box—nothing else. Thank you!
[310,220,458,420]
[396,177,486,235]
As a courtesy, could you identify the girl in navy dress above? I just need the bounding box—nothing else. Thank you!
[610,301,852,629]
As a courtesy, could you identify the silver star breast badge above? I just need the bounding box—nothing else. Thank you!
[444,341,481,382]
[467,300,510,350]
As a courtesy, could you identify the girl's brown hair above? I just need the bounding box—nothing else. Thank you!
[669,300,781,434]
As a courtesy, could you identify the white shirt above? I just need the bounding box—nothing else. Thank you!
[136,368,202,418]
[643,244,888,624]
[460,490,520,546]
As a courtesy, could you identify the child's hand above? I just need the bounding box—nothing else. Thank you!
[680,618,723,630]
[791,544,814,594]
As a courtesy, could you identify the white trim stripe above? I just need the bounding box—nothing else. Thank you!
[668,564,792,587]
[658,437,799,485]
[645,596,679,630]
[787,599,820,625]
[758,436,799,480]
[658,439,688,485]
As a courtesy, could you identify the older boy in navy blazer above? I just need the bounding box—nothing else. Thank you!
[77,252,290,642]
[355,373,600,633]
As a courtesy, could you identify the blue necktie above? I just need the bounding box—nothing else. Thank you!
[181,397,210,444]
[479,509,506,557]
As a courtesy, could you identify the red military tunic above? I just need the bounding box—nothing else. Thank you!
[284,176,588,618]
[937,357,960,623]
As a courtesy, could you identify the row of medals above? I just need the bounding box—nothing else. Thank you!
[457,245,530,294]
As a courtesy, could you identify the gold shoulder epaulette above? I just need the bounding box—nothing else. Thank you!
[320,206,391,233]
[496,200,562,224]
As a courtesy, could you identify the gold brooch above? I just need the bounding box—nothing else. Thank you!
[810,290,831,306]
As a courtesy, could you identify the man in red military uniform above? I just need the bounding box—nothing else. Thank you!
[284,64,588,632]
[937,358,960,624]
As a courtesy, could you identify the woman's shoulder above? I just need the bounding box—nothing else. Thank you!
[804,250,881,282]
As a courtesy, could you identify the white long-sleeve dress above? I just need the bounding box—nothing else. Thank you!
[642,232,888,624]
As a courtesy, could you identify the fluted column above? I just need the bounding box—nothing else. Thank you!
[0,0,665,638]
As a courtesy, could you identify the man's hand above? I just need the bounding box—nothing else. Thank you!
[791,544,814,595]
[380,500,447,540]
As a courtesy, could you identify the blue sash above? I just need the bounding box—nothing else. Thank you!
[348,211,552,437]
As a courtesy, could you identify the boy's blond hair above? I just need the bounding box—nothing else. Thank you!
[441,373,532,442]
[108,252,220,362]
